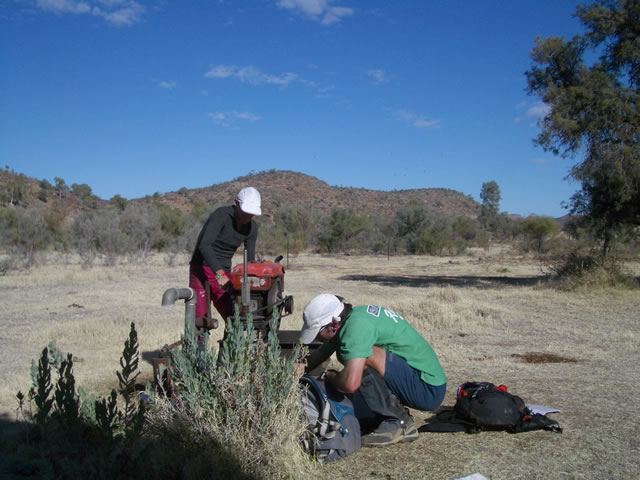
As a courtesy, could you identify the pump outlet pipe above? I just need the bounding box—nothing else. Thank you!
[161,287,197,340]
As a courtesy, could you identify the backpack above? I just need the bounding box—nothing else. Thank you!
[421,382,562,434]
[300,375,361,462]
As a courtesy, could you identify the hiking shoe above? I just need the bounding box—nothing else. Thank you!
[361,417,419,447]
[400,421,420,443]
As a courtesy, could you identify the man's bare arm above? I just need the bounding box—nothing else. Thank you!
[325,357,366,393]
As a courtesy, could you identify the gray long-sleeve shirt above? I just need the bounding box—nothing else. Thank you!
[190,205,258,272]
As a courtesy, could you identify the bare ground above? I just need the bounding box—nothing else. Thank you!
[0,250,638,479]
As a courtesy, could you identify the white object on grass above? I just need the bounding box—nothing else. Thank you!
[527,404,561,415]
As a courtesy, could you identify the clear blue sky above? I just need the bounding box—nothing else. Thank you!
[1,0,587,217]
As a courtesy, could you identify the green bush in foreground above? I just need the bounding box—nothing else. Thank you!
[7,326,147,479]
[147,313,316,479]
[5,317,316,480]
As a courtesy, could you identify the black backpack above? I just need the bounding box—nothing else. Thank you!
[300,375,361,462]
[421,382,562,434]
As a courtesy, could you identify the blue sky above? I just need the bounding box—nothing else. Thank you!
[1,0,588,217]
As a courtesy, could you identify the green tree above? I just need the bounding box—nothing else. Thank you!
[271,205,314,254]
[158,204,186,238]
[39,179,52,202]
[318,208,370,253]
[119,205,162,261]
[53,177,68,199]
[72,210,133,265]
[526,0,640,255]
[0,208,17,246]
[2,171,30,206]
[190,200,211,223]
[451,216,477,254]
[44,200,70,247]
[478,180,501,233]
[9,208,51,267]
[416,219,453,256]
[71,183,97,209]
[494,213,523,242]
[109,194,128,212]
[365,214,398,257]
[393,205,430,253]
[521,216,560,254]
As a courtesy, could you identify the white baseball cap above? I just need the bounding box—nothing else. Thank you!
[299,294,344,344]
[236,187,262,216]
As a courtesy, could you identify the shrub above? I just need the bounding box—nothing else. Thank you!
[0,254,15,275]
[317,208,370,253]
[158,204,186,238]
[8,324,148,478]
[521,216,560,254]
[547,250,639,291]
[7,315,316,479]
[415,217,455,256]
[71,183,98,209]
[71,211,131,266]
[0,207,51,268]
[147,313,316,479]
[393,205,430,254]
[44,200,71,248]
[120,204,161,262]
[260,205,315,256]
[109,194,128,212]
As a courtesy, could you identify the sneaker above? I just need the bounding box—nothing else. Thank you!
[400,421,419,443]
[400,407,419,443]
[361,416,419,447]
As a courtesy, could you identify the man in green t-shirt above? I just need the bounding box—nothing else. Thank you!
[299,294,447,447]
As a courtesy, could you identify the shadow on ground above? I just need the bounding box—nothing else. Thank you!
[0,413,260,480]
[338,274,544,289]
[141,349,170,367]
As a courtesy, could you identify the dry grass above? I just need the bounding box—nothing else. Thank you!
[1,250,639,479]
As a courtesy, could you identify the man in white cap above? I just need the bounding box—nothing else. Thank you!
[189,187,262,322]
[299,294,447,447]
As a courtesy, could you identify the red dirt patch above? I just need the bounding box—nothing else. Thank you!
[511,352,580,364]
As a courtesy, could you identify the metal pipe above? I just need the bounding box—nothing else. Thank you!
[161,287,194,307]
[161,287,197,340]
[241,247,250,313]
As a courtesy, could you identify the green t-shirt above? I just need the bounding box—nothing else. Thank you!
[319,305,447,386]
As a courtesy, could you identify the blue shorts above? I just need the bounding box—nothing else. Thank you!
[384,351,446,411]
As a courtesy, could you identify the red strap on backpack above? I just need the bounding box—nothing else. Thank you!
[456,382,509,399]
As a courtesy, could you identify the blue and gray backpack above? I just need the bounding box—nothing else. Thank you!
[300,375,361,462]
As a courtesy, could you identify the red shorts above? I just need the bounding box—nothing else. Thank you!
[188,264,233,320]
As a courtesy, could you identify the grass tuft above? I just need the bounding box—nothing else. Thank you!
[547,251,639,291]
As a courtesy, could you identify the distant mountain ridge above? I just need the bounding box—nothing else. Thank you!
[1,169,481,219]
[137,170,481,219]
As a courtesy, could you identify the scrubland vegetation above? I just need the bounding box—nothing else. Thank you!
[1,159,638,480]
[0,251,638,479]
[2,174,637,272]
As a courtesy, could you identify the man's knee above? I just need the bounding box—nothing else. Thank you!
[353,368,409,422]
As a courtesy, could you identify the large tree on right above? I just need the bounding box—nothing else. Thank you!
[526,0,639,255]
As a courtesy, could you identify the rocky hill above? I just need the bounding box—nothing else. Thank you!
[137,170,480,219]
[1,169,480,219]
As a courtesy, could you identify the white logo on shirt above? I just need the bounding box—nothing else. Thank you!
[383,308,403,324]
